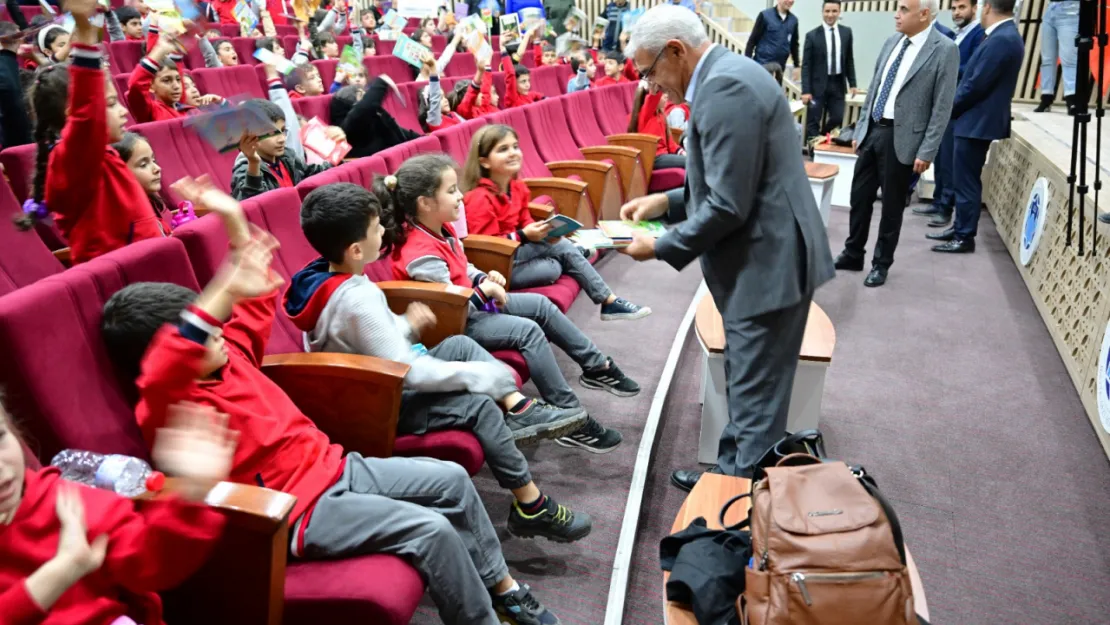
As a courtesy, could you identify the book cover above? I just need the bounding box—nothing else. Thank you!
[392,34,430,69]
[571,229,629,250]
[519,7,542,31]
[184,101,280,153]
[592,16,608,38]
[382,9,406,31]
[544,214,583,239]
[564,7,586,32]
[300,117,352,165]
[499,13,519,39]
[338,44,361,74]
[597,220,666,240]
[254,47,295,74]
[454,2,469,22]
[233,0,258,34]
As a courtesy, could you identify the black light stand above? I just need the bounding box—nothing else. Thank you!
[1068,0,1105,254]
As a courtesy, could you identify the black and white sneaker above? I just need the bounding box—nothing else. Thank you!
[555,416,622,454]
[579,357,640,397]
[505,401,589,447]
[600,297,651,321]
[491,583,560,625]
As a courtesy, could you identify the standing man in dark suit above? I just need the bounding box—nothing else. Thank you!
[914,0,986,227]
[929,0,1024,253]
[619,5,834,488]
[833,0,958,287]
[745,0,801,78]
[801,0,857,140]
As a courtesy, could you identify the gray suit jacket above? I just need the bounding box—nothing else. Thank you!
[655,46,835,321]
[855,28,959,165]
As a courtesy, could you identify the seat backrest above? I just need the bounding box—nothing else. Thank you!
[218,23,240,37]
[563,91,609,147]
[290,94,333,125]
[382,85,424,135]
[489,108,550,178]
[1,143,37,203]
[363,55,411,84]
[554,64,572,93]
[133,117,239,205]
[430,34,447,54]
[0,237,198,463]
[192,65,267,100]
[312,59,339,90]
[172,203,265,287]
[233,37,261,65]
[444,52,476,78]
[273,24,298,37]
[433,118,488,164]
[588,85,628,135]
[489,71,507,107]
[113,73,131,105]
[184,42,207,70]
[379,136,440,173]
[529,65,563,99]
[406,17,422,28]
[108,40,145,75]
[0,177,63,296]
[282,36,299,57]
[375,38,396,57]
[294,159,364,200]
[523,97,582,163]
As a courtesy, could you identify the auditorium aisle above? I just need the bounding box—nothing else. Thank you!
[625,203,1110,625]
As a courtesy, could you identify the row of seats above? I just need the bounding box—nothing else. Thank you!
[0,81,651,625]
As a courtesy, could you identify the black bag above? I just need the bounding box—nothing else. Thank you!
[752,429,827,480]
[831,123,856,146]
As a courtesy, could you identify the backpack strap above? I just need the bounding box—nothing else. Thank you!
[854,467,907,566]
[719,492,751,531]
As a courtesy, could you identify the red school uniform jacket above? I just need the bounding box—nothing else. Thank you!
[636,90,681,157]
[127,54,196,123]
[464,178,535,242]
[391,223,496,309]
[0,468,225,625]
[593,74,626,88]
[457,70,498,119]
[135,294,346,523]
[49,46,170,265]
[500,56,543,109]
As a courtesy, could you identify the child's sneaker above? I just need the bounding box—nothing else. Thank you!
[492,584,560,625]
[579,357,640,397]
[555,416,622,454]
[505,400,589,446]
[600,297,651,321]
[507,496,592,542]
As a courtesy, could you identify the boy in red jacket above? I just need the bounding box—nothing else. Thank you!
[593,51,628,87]
[127,34,195,123]
[98,182,562,625]
[500,34,544,109]
[457,64,500,119]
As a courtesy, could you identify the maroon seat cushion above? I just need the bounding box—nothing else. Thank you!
[554,64,572,93]
[649,167,686,193]
[192,66,268,100]
[363,56,413,84]
[430,34,447,54]
[0,143,37,203]
[392,430,483,474]
[284,555,423,625]
[379,136,441,173]
[529,65,563,99]
[295,156,388,200]
[524,97,588,163]
[312,59,339,90]
[561,91,609,147]
[381,84,424,135]
[132,117,239,205]
[491,349,529,382]
[514,275,579,315]
[589,85,633,136]
[433,118,488,162]
[218,23,239,38]
[232,37,261,65]
[290,94,334,125]
[374,38,396,57]
[0,177,63,296]
[444,52,477,79]
[108,40,145,75]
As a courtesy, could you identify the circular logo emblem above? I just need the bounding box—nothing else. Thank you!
[1097,321,1110,434]
[1020,177,1049,266]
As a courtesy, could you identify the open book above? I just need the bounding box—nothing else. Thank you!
[543,214,583,239]
[184,100,281,153]
[597,220,667,242]
[300,117,352,165]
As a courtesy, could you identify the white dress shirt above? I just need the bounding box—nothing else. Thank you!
[983,16,1014,36]
[825,24,841,75]
[878,27,931,120]
[954,20,980,46]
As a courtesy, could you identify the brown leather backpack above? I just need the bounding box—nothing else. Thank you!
[740,454,916,625]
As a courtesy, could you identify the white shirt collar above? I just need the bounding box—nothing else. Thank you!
[984,17,1013,36]
[685,43,718,104]
[906,26,931,49]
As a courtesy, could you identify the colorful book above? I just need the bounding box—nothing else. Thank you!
[454,2,469,22]
[392,34,430,69]
[381,9,406,31]
[520,7,543,31]
[499,13,519,39]
[233,0,258,35]
[571,229,629,250]
[543,214,583,239]
[338,44,361,75]
[300,117,352,165]
[254,47,295,74]
[184,101,281,153]
[563,7,586,32]
[592,16,608,38]
[597,220,667,241]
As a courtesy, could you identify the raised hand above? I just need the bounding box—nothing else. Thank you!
[54,487,109,577]
[152,402,238,501]
[237,133,261,164]
[222,232,284,299]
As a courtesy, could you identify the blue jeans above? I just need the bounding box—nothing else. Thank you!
[1041,0,1081,96]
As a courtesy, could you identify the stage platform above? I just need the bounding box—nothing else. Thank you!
[982,106,1110,459]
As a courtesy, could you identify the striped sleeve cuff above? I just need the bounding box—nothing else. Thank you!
[509,229,523,243]
[468,287,490,309]
[139,56,159,75]
[267,77,284,90]
[178,305,223,346]
[430,75,440,83]
[69,44,102,70]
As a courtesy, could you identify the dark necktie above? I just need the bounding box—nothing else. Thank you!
[872,38,912,123]
[829,27,837,75]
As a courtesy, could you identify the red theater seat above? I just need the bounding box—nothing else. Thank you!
[133,117,239,205]
[375,38,396,56]
[554,64,572,92]
[232,37,260,65]
[218,23,239,38]
[294,156,389,200]
[378,136,441,172]
[312,58,339,89]
[0,143,35,203]
[191,65,268,99]
[291,94,333,124]
[529,64,563,99]
[382,83,425,135]
[113,73,131,105]
[0,177,63,296]
[108,40,144,75]
[444,52,477,78]
[364,55,412,84]
[430,34,447,54]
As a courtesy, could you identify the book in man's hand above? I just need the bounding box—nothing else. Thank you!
[570,229,629,250]
[597,220,667,242]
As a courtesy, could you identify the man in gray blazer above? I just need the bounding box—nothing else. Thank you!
[833,0,959,287]
[620,5,835,490]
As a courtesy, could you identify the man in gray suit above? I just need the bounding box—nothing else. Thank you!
[833,0,959,287]
[619,5,835,490]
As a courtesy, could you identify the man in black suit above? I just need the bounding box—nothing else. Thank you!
[801,0,857,140]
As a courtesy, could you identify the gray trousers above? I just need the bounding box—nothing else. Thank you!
[466,293,607,408]
[654,153,687,170]
[399,337,533,490]
[295,454,506,625]
[718,294,812,478]
[511,238,612,305]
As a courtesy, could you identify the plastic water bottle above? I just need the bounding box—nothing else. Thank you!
[50,450,166,497]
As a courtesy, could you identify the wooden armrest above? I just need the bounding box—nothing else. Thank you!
[377,280,473,348]
[528,202,554,220]
[463,234,519,288]
[524,177,590,224]
[545,159,618,224]
[154,480,296,625]
[262,352,409,458]
[670,127,684,145]
[607,132,660,179]
[52,247,71,267]
[580,145,647,202]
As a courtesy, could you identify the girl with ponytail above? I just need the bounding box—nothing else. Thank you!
[19,0,170,265]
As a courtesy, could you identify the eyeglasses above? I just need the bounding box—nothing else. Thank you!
[640,46,668,84]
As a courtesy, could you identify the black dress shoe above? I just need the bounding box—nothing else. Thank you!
[932,238,976,253]
[834,252,864,271]
[926,227,956,241]
[670,465,722,492]
[927,213,952,227]
[864,267,887,287]
[912,204,944,216]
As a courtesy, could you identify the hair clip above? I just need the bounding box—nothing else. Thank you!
[384,174,398,190]
[170,201,197,229]
[21,198,48,220]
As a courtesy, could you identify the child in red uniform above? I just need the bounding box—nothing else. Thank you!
[461,124,651,321]
[0,401,234,625]
[628,83,687,170]
[457,63,500,119]
[419,59,466,132]
[19,3,170,265]
[126,34,195,123]
[99,181,562,625]
[593,50,628,87]
[499,33,544,109]
[385,153,637,455]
